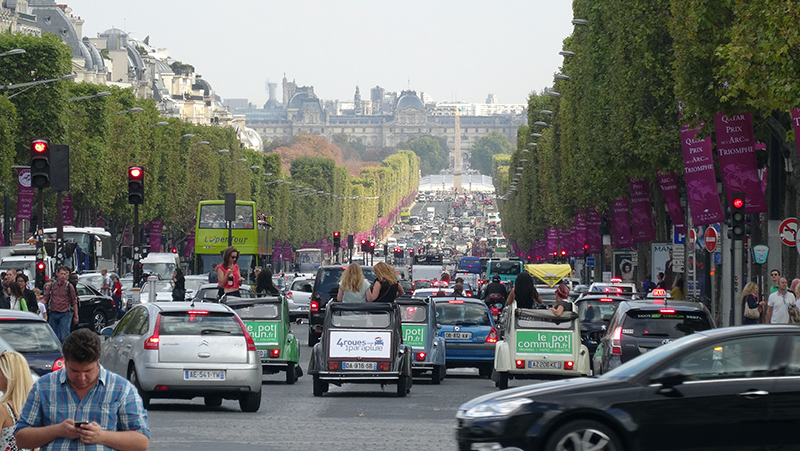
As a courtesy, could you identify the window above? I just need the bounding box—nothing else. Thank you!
[0,321,61,353]
[674,335,778,380]
[235,303,280,320]
[400,305,427,323]
[435,303,490,326]
[159,312,243,336]
[331,310,390,328]
[787,335,800,376]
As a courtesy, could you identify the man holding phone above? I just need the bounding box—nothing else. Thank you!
[14,329,150,450]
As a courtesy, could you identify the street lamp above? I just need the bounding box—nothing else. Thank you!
[191,141,210,146]
[68,91,111,102]
[0,49,25,57]
[181,133,195,139]
[572,19,588,26]
[233,158,247,163]
[531,133,544,138]
[554,74,570,81]
[559,51,575,57]
[151,121,169,127]
[544,91,562,97]
[215,149,229,154]
[533,121,551,127]
[540,110,553,115]
[117,107,143,115]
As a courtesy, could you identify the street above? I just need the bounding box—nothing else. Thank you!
[145,321,523,451]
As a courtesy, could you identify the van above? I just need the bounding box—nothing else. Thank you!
[140,252,180,280]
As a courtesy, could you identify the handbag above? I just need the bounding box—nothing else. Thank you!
[744,298,760,320]
[787,298,800,324]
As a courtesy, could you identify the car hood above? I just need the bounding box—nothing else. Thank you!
[458,377,623,410]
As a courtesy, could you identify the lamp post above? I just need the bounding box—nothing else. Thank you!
[68,91,111,102]
[117,107,143,115]
[0,48,25,57]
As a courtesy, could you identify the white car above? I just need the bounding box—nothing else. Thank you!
[285,277,314,321]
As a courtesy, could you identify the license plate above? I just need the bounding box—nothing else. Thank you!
[445,332,472,340]
[259,350,269,358]
[528,361,561,369]
[297,306,306,310]
[341,361,377,370]
[184,370,226,380]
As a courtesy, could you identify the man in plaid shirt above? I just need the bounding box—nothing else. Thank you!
[15,329,150,450]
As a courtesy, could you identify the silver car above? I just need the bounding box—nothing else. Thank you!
[100,302,262,412]
[285,277,314,320]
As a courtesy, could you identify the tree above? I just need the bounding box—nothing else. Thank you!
[470,132,513,175]
[407,136,444,175]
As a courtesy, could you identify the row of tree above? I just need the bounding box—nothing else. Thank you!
[496,1,800,272]
[0,33,419,250]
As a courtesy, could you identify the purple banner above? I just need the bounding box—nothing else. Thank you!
[15,168,34,233]
[62,194,74,226]
[546,228,558,257]
[283,243,292,262]
[575,212,586,255]
[585,211,602,254]
[629,178,656,243]
[184,231,195,258]
[612,197,632,248]
[124,226,131,246]
[656,169,686,234]
[792,108,800,159]
[714,113,766,213]
[149,220,162,252]
[681,124,725,226]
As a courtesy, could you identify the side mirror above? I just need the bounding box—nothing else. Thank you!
[651,368,688,388]
[101,326,114,337]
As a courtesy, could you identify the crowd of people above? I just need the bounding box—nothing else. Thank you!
[740,269,800,325]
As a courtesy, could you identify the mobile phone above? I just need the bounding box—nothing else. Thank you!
[74,421,88,427]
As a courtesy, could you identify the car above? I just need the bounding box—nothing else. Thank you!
[308,301,413,397]
[137,280,174,303]
[74,282,119,334]
[432,297,498,377]
[284,276,314,321]
[183,275,209,301]
[457,325,800,451]
[395,298,447,383]
[0,309,63,375]
[412,280,433,290]
[227,295,302,384]
[588,279,639,298]
[574,294,628,358]
[307,265,377,347]
[594,300,715,375]
[410,287,453,300]
[99,302,262,412]
[78,271,118,292]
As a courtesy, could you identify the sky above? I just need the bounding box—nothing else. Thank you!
[67,0,575,106]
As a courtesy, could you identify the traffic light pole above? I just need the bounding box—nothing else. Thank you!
[133,204,141,286]
[55,192,64,267]
[731,238,743,326]
[36,187,44,276]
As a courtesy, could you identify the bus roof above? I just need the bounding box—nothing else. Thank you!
[42,226,110,237]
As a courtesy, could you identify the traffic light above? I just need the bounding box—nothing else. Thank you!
[730,192,746,241]
[30,138,50,188]
[347,234,354,249]
[409,248,415,258]
[128,166,144,204]
[360,239,368,252]
[35,259,46,288]
[369,241,375,254]
[394,247,403,259]
[333,231,341,248]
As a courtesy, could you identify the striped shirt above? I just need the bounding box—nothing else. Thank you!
[15,366,150,450]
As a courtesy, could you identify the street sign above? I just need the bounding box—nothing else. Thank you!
[714,252,722,265]
[673,227,685,245]
[688,229,696,247]
[704,227,718,253]
[779,217,797,247]
[586,257,595,267]
[752,245,769,264]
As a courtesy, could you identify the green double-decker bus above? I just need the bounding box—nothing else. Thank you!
[194,200,269,284]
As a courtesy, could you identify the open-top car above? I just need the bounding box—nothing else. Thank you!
[227,295,302,384]
[396,298,446,383]
[308,302,413,397]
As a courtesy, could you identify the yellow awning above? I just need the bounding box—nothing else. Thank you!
[524,264,572,288]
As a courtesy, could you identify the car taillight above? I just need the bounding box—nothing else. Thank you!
[310,300,320,313]
[286,291,294,301]
[144,315,161,350]
[448,300,464,304]
[491,307,500,315]
[515,359,525,369]
[564,361,574,370]
[659,309,676,314]
[270,348,280,358]
[466,291,472,297]
[379,363,390,371]
[485,327,498,344]
[328,362,339,371]
[611,326,622,355]
[53,357,64,372]
[234,315,257,351]
[416,352,426,361]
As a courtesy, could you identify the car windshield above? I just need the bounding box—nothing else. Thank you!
[578,299,622,323]
[435,302,490,326]
[399,305,427,323]
[413,280,432,289]
[331,310,391,328]
[234,303,281,320]
[0,321,60,353]
[159,311,243,335]
[623,310,714,338]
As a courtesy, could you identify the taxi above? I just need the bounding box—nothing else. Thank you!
[396,298,447,383]
[227,295,302,384]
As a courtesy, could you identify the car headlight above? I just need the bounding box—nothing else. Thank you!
[461,398,533,419]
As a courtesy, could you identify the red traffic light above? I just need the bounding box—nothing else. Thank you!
[129,167,143,178]
[334,231,340,237]
[361,239,366,245]
[36,262,45,271]
[369,241,375,248]
[732,198,744,209]
[32,140,48,153]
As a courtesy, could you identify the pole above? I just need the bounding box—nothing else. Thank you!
[133,204,141,286]
[55,192,64,267]
[3,195,9,245]
[228,221,232,247]
[732,238,743,326]
[36,187,43,266]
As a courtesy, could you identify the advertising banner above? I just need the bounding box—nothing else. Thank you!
[575,212,587,254]
[585,210,602,254]
[124,226,131,246]
[714,113,766,213]
[328,330,392,359]
[651,242,674,288]
[62,194,74,226]
[629,178,656,243]
[149,220,162,252]
[613,251,637,283]
[401,325,426,348]
[15,168,34,233]
[612,197,632,248]
[184,231,195,258]
[516,330,573,355]
[243,320,279,345]
[681,124,725,226]
[656,169,686,234]
[546,228,558,257]
[792,108,800,159]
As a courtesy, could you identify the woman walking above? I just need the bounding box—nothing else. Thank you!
[216,246,244,300]
[337,264,370,303]
[171,268,186,302]
[111,275,125,318]
[741,282,764,325]
[0,350,33,450]
[6,282,27,312]
[367,262,404,303]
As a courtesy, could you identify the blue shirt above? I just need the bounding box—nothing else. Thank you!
[15,366,150,451]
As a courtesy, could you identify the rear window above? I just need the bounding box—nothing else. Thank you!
[159,311,243,336]
[435,302,490,326]
[489,261,521,276]
[317,268,376,301]
[0,321,60,353]
[592,285,635,296]
[516,312,573,330]
[578,300,622,323]
[622,310,713,338]
[291,280,314,291]
[331,311,391,328]
[400,305,427,323]
[234,304,280,320]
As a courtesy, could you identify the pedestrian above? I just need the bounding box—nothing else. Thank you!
[790,278,800,297]
[766,277,797,324]
[452,283,464,297]
[670,278,686,301]
[216,246,244,300]
[33,288,47,321]
[208,262,219,284]
[769,269,781,294]
[171,268,186,302]
[505,272,542,309]
[99,268,112,298]
[0,269,16,309]
[14,329,150,451]
[68,272,78,290]
[111,275,125,319]
[367,262,404,302]
[337,263,370,303]
[6,281,28,312]
[741,282,764,325]
[655,272,666,289]
[255,268,280,295]
[641,275,656,294]
[16,274,39,314]
[482,275,508,302]
[43,266,79,343]
[549,284,572,317]
[0,349,34,451]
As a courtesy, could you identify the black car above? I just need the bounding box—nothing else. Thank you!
[575,295,628,358]
[457,325,800,451]
[0,310,63,375]
[307,265,377,346]
[594,300,715,375]
[74,282,119,334]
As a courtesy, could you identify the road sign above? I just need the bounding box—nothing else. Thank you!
[704,227,718,252]
[673,227,685,245]
[688,229,696,247]
[586,257,595,267]
[714,252,722,265]
[779,217,797,247]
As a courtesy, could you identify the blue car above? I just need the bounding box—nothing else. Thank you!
[396,298,447,383]
[432,297,498,378]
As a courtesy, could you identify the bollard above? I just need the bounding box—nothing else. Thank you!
[148,275,158,304]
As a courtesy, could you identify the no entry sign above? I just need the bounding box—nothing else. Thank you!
[704,227,718,253]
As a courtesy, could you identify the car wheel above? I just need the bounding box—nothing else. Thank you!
[478,365,492,378]
[431,365,442,385]
[396,375,408,397]
[313,375,327,397]
[92,310,107,334]
[497,372,509,390]
[239,391,261,412]
[308,328,319,347]
[127,365,150,409]
[285,362,297,385]
[204,396,222,407]
[545,420,622,451]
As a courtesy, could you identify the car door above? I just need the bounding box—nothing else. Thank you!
[628,334,779,450]
[118,308,149,374]
[766,333,800,447]
[101,309,139,375]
